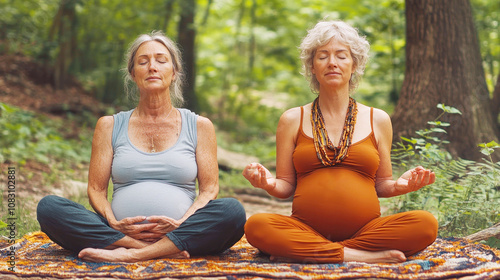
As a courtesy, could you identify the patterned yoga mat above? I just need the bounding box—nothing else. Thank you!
[0,232,499,279]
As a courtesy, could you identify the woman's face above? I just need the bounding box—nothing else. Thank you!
[312,39,355,92]
[132,41,175,94]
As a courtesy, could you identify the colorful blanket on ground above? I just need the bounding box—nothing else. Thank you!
[0,232,499,279]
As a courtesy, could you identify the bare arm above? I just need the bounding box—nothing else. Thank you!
[373,109,435,197]
[179,116,219,222]
[243,107,299,199]
[87,116,118,221]
[88,116,155,237]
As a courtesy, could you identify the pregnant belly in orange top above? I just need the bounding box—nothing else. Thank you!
[291,168,381,241]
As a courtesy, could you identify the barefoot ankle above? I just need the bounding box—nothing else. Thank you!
[343,247,406,263]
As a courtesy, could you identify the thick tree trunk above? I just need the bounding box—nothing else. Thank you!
[49,0,77,90]
[177,0,198,111]
[392,0,499,160]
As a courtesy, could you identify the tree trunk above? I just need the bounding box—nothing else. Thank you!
[177,0,198,111]
[392,0,499,160]
[201,0,213,26]
[162,0,175,31]
[491,74,500,125]
[49,0,77,90]
[248,0,257,76]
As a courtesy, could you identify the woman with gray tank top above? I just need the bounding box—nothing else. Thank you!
[36,31,246,262]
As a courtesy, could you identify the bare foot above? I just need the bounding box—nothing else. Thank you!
[79,247,136,262]
[78,247,190,263]
[343,247,406,263]
[104,240,152,250]
[166,250,190,259]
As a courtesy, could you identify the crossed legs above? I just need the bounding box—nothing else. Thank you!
[37,195,246,262]
[244,210,438,263]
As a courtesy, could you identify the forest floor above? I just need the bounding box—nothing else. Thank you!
[0,55,110,119]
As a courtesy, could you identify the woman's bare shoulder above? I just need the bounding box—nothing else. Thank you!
[196,115,216,136]
[280,107,300,122]
[92,116,114,144]
[371,107,392,127]
[96,115,114,128]
[93,116,114,134]
[356,103,390,123]
[277,104,312,141]
[279,103,311,125]
[367,107,392,143]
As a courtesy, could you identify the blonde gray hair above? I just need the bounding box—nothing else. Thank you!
[124,31,185,106]
[299,20,370,93]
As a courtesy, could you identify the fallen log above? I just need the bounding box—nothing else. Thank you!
[217,146,259,171]
[464,222,500,242]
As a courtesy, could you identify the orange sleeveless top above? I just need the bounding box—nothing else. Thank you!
[291,106,381,241]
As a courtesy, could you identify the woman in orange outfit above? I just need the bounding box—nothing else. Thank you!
[242,20,438,264]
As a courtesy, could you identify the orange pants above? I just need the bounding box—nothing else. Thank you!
[244,210,438,263]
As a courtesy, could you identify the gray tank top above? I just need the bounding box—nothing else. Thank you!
[110,108,198,221]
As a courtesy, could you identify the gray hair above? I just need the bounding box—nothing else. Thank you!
[124,31,185,106]
[299,20,370,93]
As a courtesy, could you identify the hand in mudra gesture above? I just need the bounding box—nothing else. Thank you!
[242,163,277,192]
[395,166,435,194]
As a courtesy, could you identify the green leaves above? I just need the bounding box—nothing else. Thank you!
[0,103,91,165]
[437,103,463,115]
[394,103,458,160]
[427,121,450,127]
[390,103,499,242]
[479,141,500,156]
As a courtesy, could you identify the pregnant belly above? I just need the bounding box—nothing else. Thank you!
[292,168,381,241]
[112,182,194,221]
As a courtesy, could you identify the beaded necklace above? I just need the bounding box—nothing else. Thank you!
[311,97,357,166]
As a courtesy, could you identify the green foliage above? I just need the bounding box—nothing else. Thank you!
[0,196,41,240]
[0,0,59,56]
[1,0,409,131]
[218,170,253,196]
[0,103,91,165]
[479,141,500,159]
[389,104,500,245]
[2,0,497,138]
[471,0,500,93]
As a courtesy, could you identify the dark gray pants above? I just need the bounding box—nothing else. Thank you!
[37,195,246,256]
